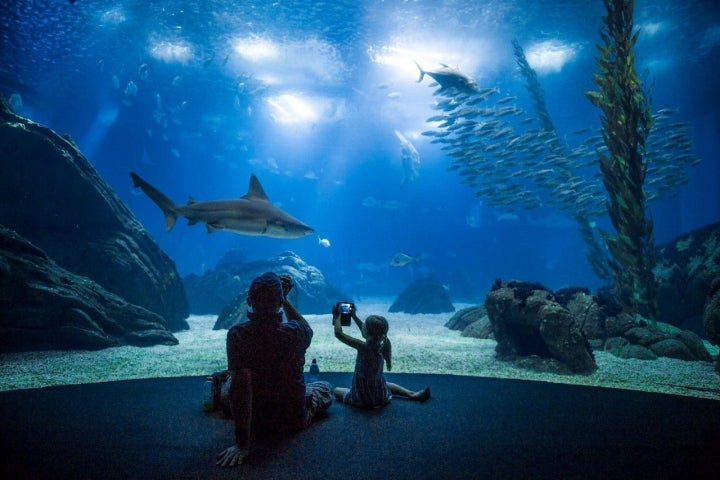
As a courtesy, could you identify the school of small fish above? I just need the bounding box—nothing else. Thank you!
[420,80,701,220]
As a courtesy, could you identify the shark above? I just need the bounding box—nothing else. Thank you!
[129,172,314,239]
[414,61,479,94]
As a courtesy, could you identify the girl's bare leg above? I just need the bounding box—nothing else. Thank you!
[388,382,431,402]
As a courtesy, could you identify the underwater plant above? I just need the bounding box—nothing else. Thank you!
[512,39,613,282]
[585,0,657,321]
[418,3,699,295]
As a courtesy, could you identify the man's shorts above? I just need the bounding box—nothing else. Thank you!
[304,381,333,426]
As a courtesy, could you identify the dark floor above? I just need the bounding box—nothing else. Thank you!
[1,373,718,480]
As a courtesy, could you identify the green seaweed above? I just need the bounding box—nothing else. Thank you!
[585,0,657,321]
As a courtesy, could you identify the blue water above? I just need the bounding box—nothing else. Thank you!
[1,0,718,298]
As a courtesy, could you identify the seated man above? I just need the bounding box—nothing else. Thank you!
[217,272,332,467]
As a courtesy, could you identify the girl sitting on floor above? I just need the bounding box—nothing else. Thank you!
[332,304,430,408]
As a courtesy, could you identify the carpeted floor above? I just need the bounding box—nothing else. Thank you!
[1,373,718,480]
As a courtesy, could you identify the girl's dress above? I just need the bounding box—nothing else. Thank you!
[344,340,392,408]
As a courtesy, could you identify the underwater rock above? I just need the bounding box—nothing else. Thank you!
[461,317,494,340]
[655,221,720,334]
[445,305,487,331]
[561,289,606,339]
[0,96,189,331]
[703,277,720,374]
[485,280,597,374]
[183,251,346,323]
[604,338,658,360]
[555,288,711,362]
[0,226,178,352]
[445,306,494,339]
[389,278,455,314]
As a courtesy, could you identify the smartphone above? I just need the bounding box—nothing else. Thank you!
[336,301,354,326]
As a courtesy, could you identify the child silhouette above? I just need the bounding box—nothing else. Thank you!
[332,303,430,408]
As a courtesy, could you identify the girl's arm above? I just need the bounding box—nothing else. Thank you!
[333,310,364,350]
[351,309,365,336]
[382,337,392,371]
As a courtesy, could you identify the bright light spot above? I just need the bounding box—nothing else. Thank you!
[525,40,579,74]
[232,37,280,61]
[638,21,665,36]
[267,94,318,124]
[368,45,426,79]
[364,38,497,136]
[149,40,193,64]
[366,36,497,88]
[228,35,345,86]
[266,93,345,125]
[256,74,282,86]
[100,7,126,25]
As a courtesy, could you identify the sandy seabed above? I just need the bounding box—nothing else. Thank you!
[1,301,719,401]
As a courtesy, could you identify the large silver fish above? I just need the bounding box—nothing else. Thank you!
[415,61,479,94]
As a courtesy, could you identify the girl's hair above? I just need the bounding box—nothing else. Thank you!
[363,315,389,341]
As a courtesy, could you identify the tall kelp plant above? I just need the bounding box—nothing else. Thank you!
[585,0,657,320]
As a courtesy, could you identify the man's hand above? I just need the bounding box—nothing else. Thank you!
[216,444,249,467]
[279,274,293,297]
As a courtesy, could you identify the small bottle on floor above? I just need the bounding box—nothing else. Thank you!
[202,378,214,412]
[309,358,320,382]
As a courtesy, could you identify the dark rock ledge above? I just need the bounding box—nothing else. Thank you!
[1,226,178,352]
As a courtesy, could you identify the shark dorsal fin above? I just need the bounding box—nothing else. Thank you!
[243,174,270,201]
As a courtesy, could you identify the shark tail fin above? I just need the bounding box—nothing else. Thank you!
[130,172,179,231]
[414,60,425,83]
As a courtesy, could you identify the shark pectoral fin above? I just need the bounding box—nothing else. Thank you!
[165,214,177,231]
[206,223,222,233]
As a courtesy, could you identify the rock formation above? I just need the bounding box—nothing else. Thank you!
[183,251,347,325]
[475,280,711,370]
[655,221,720,333]
[389,278,455,314]
[1,226,178,352]
[561,288,712,362]
[445,306,493,339]
[485,280,597,374]
[703,277,720,373]
[0,95,189,331]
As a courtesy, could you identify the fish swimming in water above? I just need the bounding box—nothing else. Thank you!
[394,130,420,184]
[318,236,331,247]
[390,253,420,267]
[130,172,314,239]
[414,61,479,94]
